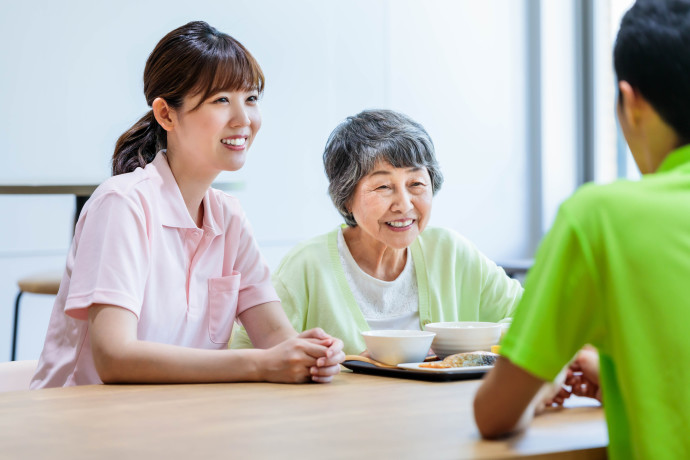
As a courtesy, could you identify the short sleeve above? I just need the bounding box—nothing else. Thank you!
[229,209,279,316]
[65,191,150,320]
[500,203,605,381]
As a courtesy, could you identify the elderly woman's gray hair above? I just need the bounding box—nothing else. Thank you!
[323,109,444,227]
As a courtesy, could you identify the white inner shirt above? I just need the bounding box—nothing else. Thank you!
[337,228,420,331]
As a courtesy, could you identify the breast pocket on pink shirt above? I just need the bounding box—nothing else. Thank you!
[208,271,241,344]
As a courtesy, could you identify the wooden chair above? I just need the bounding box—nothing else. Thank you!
[0,359,38,392]
[12,272,61,361]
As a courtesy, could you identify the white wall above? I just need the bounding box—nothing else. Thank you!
[387,1,530,259]
[0,0,532,361]
[541,0,579,231]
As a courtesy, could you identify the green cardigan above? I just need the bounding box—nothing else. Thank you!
[231,226,523,355]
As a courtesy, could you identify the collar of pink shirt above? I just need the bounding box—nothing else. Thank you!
[150,151,224,237]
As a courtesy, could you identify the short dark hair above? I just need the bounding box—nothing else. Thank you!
[323,109,444,227]
[614,0,690,143]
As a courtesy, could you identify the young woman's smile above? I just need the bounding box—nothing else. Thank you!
[169,89,261,178]
[221,135,249,151]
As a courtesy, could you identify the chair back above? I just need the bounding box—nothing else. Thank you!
[0,360,38,392]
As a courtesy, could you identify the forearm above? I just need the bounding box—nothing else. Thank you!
[475,383,534,438]
[474,357,546,438]
[89,303,336,385]
[89,303,270,384]
[94,339,266,384]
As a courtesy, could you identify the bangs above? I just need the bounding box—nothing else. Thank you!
[189,35,264,108]
[360,134,442,195]
[365,138,434,173]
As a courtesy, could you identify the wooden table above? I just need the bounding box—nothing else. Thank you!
[0,371,607,460]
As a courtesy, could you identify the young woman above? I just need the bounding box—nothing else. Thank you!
[30,21,343,389]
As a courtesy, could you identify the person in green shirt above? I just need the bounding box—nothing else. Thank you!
[232,109,522,355]
[474,1,690,459]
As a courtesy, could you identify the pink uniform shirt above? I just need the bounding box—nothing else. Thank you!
[30,152,279,389]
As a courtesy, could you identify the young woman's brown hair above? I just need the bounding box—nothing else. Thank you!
[112,21,264,175]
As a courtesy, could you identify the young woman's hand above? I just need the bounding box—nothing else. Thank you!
[240,304,345,383]
[298,328,345,383]
[257,336,331,383]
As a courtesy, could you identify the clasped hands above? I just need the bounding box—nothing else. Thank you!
[263,328,345,384]
[300,328,346,383]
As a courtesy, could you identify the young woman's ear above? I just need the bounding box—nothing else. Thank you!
[152,97,176,132]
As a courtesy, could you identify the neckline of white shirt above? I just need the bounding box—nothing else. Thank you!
[337,227,419,321]
[337,228,412,285]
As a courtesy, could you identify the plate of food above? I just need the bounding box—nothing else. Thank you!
[397,363,492,373]
[342,351,497,381]
[399,351,498,373]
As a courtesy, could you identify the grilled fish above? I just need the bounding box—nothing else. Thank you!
[419,351,498,368]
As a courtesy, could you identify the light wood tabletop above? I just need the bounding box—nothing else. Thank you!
[0,371,607,460]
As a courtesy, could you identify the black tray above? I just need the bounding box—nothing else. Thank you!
[342,360,489,382]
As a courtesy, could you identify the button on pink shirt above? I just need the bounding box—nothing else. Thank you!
[31,152,278,389]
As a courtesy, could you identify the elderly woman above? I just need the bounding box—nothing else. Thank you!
[231,109,522,355]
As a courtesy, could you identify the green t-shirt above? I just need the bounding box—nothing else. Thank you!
[232,226,523,355]
[501,145,690,460]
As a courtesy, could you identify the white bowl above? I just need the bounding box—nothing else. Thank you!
[424,322,502,358]
[498,319,512,342]
[361,330,436,365]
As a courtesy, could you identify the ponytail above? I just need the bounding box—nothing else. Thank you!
[112,110,165,175]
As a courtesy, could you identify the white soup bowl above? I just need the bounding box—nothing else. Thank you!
[361,330,436,365]
[424,322,502,358]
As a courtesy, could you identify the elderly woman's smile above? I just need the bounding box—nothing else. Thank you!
[346,161,433,254]
[386,219,415,229]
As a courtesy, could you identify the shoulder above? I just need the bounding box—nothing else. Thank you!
[95,166,152,196]
[84,169,153,216]
[273,230,337,284]
[417,226,478,255]
[208,188,243,209]
[414,227,505,291]
[207,188,247,225]
[414,227,488,275]
[558,178,653,230]
[276,230,332,271]
[565,179,637,208]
